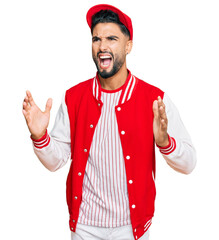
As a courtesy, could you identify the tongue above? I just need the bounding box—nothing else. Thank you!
[103,58,111,65]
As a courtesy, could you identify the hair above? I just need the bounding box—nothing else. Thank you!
[91,10,130,39]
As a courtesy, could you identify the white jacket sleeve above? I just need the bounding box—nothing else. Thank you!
[31,91,71,172]
[157,93,197,174]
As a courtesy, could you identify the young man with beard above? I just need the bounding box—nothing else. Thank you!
[22,4,196,240]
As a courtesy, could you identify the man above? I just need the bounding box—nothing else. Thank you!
[22,4,196,240]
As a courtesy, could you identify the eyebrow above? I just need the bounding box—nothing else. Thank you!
[92,35,119,41]
[107,35,119,39]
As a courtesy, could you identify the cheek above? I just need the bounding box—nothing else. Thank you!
[92,45,98,56]
[118,43,127,55]
[112,44,126,57]
[116,46,127,60]
[92,46,95,55]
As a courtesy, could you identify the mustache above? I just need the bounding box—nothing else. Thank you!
[97,51,114,59]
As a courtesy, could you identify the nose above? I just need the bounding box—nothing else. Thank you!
[99,39,108,52]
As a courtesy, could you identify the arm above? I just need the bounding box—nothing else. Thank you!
[153,93,197,174]
[23,90,71,172]
[32,92,71,172]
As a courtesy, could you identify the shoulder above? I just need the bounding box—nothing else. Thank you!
[66,78,92,95]
[65,77,93,102]
[135,76,165,99]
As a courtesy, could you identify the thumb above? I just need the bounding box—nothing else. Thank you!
[45,98,52,113]
[153,100,159,119]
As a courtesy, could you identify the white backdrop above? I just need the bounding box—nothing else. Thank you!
[0,0,218,239]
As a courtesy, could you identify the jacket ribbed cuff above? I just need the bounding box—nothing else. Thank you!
[156,135,176,155]
[30,130,50,149]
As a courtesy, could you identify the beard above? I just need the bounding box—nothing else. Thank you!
[92,51,126,79]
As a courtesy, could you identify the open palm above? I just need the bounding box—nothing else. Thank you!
[152,96,169,147]
[22,90,52,140]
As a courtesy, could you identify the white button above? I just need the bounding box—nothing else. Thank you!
[78,172,82,176]
[84,149,87,152]
[90,124,93,128]
[129,180,133,184]
[74,196,78,199]
[121,131,125,135]
[73,219,75,222]
[134,228,137,232]
[135,236,138,239]
[98,103,101,106]
[126,155,130,160]
[117,107,121,111]
[132,204,136,209]
[71,227,74,230]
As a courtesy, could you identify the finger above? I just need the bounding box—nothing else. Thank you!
[157,96,167,119]
[160,118,168,130]
[157,96,165,109]
[159,105,167,120]
[24,96,28,104]
[22,108,27,117]
[159,107,168,130]
[22,109,30,123]
[45,98,52,113]
[26,90,35,107]
[23,98,31,111]
[23,101,28,111]
[152,100,159,119]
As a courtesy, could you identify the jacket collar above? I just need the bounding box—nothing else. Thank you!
[92,69,138,105]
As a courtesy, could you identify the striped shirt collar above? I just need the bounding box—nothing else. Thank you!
[92,69,138,105]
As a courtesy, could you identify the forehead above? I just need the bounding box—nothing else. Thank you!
[92,22,124,37]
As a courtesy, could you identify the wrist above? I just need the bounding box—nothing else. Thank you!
[156,135,176,155]
[30,130,50,149]
[30,130,47,141]
[156,134,170,148]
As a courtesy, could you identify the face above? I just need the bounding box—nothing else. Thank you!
[92,22,132,79]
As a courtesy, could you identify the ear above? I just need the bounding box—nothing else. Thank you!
[126,40,133,55]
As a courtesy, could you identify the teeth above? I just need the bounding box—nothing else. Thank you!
[99,55,111,59]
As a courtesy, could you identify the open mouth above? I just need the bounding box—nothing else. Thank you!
[98,54,112,69]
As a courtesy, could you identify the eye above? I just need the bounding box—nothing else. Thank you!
[92,37,100,42]
[108,36,117,41]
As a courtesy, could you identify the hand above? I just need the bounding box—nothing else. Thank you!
[153,96,169,147]
[22,90,52,140]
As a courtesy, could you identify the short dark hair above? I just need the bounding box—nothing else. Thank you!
[91,10,130,39]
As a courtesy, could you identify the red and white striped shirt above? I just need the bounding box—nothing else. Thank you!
[78,86,131,227]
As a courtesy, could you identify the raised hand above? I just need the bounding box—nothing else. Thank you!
[153,96,169,147]
[22,90,52,140]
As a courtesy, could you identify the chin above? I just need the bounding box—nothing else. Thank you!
[99,70,114,79]
[98,65,121,79]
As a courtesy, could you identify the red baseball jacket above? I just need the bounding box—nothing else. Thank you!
[66,71,170,239]
[31,70,196,240]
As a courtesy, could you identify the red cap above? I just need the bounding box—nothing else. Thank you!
[86,4,133,40]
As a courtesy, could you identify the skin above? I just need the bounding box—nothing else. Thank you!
[92,22,132,90]
[22,22,169,147]
[22,90,52,139]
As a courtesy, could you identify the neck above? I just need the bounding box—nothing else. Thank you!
[98,64,128,90]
